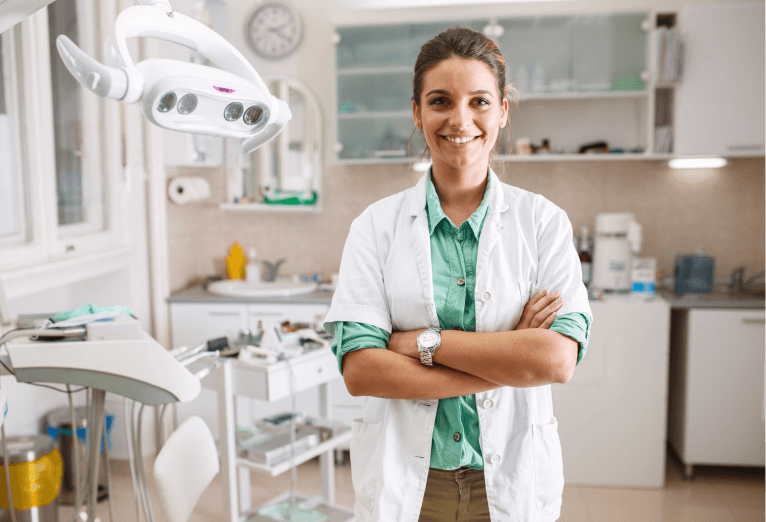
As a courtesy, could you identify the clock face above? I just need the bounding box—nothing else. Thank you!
[246,1,303,60]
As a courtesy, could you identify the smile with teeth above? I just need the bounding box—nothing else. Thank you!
[441,135,480,144]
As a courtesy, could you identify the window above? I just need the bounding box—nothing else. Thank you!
[0,3,124,272]
[0,29,30,248]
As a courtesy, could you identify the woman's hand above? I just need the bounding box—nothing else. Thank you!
[514,290,564,330]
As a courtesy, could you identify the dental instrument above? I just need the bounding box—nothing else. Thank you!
[55,0,291,154]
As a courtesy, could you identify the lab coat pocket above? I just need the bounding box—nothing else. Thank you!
[518,280,536,306]
[350,418,383,516]
[532,417,565,513]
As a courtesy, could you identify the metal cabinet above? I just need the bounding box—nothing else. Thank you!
[667,308,766,478]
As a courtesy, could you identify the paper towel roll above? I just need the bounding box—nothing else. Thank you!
[167,176,211,204]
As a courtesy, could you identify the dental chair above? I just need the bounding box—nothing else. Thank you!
[153,416,219,522]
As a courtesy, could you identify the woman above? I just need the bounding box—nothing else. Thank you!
[324,27,592,522]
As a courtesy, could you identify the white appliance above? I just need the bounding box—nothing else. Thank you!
[592,212,642,291]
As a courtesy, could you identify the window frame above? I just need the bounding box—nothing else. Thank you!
[0,3,126,272]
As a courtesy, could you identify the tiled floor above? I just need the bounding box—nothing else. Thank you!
[59,447,764,522]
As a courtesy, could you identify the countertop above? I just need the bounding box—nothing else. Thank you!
[168,284,335,305]
[656,286,765,310]
[168,284,764,310]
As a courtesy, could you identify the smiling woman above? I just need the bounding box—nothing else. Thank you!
[324,26,592,522]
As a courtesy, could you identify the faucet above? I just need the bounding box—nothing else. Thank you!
[731,266,746,294]
[261,259,286,282]
[730,266,766,294]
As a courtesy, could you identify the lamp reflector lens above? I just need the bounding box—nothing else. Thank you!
[157,92,177,113]
[224,102,244,122]
[177,94,198,115]
[244,106,265,126]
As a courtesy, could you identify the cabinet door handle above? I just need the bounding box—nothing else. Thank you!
[250,312,284,317]
[742,318,766,324]
[209,311,242,317]
[728,144,763,152]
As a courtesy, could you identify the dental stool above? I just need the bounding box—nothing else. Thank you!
[154,416,219,522]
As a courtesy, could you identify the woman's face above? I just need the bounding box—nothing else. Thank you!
[413,56,509,175]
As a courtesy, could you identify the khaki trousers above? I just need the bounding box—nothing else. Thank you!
[418,467,492,522]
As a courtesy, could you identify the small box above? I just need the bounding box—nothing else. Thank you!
[631,257,657,295]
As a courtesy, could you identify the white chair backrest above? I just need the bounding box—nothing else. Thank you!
[153,416,219,522]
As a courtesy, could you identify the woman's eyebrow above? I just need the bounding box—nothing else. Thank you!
[425,89,494,97]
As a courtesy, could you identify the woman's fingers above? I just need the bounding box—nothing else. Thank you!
[531,296,564,328]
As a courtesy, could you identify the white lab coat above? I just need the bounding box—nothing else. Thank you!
[324,169,591,522]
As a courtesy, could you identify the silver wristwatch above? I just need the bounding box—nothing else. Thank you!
[417,327,442,367]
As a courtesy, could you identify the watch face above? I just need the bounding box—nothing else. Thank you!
[419,330,439,349]
[246,1,303,60]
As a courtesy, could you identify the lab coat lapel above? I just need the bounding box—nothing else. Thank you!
[476,169,508,280]
[409,173,440,328]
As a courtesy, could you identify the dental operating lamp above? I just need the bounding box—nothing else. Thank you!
[54,0,291,153]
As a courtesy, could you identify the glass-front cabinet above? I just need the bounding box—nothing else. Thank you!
[334,12,655,163]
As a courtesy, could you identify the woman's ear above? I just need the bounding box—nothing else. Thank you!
[412,99,421,129]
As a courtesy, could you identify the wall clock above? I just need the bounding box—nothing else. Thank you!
[246,1,303,60]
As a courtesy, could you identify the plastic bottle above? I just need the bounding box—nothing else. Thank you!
[578,227,593,287]
[246,247,261,283]
[226,242,246,280]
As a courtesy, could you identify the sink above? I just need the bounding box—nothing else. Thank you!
[206,278,318,298]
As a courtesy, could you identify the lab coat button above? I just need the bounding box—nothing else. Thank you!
[453,432,461,442]
[457,277,465,286]
[483,399,493,409]
[490,454,501,464]
[481,291,492,302]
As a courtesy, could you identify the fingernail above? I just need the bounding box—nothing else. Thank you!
[541,290,547,296]
[555,297,563,304]
[553,289,560,296]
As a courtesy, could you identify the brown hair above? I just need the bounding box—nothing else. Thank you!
[409,26,520,168]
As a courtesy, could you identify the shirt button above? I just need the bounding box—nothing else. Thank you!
[483,399,494,409]
[457,277,465,286]
[453,432,461,442]
[490,454,501,464]
[481,291,492,302]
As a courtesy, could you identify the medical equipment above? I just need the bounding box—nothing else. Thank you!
[0,311,206,522]
[55,0,291,154]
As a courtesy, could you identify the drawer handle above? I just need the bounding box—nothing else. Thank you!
[728,144,763,151]
[742,318,766,324]
[250,312,283,317]
[209,311,241,317]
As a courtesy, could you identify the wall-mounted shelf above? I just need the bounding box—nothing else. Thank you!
[219,203,321,213]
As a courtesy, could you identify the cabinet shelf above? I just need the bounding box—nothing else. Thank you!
[519,90,649,102]
[338,65,412,76]
[237,429,352,477]
[338,110,412,120]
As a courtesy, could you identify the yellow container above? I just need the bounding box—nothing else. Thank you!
[0,434,63,519]
[226,242,247,280]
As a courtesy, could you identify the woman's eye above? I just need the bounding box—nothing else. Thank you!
[475,98,490,106]
[428,97,447,106]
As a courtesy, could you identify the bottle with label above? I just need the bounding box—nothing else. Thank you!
[226,242,246,280]
[578,227,593,287]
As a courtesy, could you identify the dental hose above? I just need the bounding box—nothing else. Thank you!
[135,403,156,522]
[124,399,143,522]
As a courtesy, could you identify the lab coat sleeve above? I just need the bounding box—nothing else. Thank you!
[323,211,392,337]
[535,201,592,320]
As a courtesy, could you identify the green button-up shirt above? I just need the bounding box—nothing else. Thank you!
[331,170,591,470]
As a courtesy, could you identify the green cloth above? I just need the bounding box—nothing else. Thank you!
[51,304,135,323]
[331,168,591,470]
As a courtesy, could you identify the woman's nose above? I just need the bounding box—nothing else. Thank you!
[447,103,471,129]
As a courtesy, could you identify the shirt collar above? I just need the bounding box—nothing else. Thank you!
[410,164,506,218]
[424,165,492,238]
